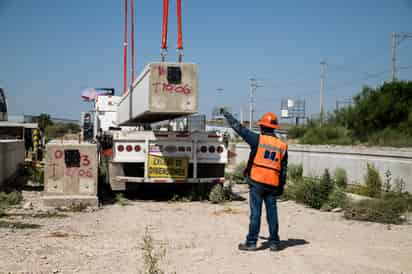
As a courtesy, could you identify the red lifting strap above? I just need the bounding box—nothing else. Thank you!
[177,0,183,50]
[161,0,169,49]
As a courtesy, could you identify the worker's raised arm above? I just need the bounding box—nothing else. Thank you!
[221,109,258,147]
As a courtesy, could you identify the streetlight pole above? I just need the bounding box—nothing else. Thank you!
[320,61,327,127]
[391,32,412,81]
[249,78,263,130]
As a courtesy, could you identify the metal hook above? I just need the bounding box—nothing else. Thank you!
[177,49,183,63]
[161,48,168,62]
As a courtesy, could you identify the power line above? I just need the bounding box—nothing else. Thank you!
[255,65,412,106]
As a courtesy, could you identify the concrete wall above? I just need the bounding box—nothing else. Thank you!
[230,143,412,192]
[0,140,25,186]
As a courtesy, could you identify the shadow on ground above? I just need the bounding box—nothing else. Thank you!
[257,237,309,251]
[98,183,246,205]
[0,220,41,229]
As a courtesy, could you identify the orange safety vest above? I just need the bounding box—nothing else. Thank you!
[249,135,288,187]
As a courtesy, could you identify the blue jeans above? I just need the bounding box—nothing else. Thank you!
[246,181,280,245]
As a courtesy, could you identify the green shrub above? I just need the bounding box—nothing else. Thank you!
[300,126,352,145]
[346,184,369,196]
[324,186,348,209]
[288,126,307,139]
[288,164,303,181]
[0,191,23,206]
[344,197,408,224]
[232,162,247,184]
[364,163,382,198]
[319,169,334,203]
[368,128,412,147]
[334,168,348,188]
[383,191,412,212]
[393,177,406,193]
[283,175,331,210]
[301,179,324,209]
[209,184,233,204]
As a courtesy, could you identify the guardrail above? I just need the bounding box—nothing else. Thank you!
[229,143,412,192]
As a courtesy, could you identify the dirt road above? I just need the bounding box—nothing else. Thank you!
[1,185,412,274]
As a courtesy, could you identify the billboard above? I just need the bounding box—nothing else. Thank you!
[280,99,305,119]
[81,88,115,101]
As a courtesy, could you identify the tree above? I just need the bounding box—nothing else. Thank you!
[37,113,53,132]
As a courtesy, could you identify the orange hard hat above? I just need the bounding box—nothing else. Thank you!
[258,112,279,129]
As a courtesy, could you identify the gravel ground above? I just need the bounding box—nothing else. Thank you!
[1,185,412,274]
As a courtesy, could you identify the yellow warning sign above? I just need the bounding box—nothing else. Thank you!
[148,155,188,179]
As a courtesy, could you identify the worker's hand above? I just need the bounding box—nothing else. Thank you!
[219,108,226,115]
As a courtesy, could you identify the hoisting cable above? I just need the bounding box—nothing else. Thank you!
[130,0,135,85]
[123,0,128,95]
[177,0,183,62]
[161,0,169,61]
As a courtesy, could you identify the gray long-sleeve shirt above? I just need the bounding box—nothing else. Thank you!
[222,110,288,188]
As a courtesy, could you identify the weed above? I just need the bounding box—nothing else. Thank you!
[299,126,352,145]
[319,169,334,204]
[208,184,235,204]
[344,197,408,224]
[346,183,369,196]
[57,203,89,212]
[288,164,303,181]
[383,169,392,193]
[141,227,165,274]
[323,186,348,210]
[0,191,23,206]
[48,231,70,237]
[301,179,324,209]
[364,163,382,198]
[212,207,246,216]
[115,193,131,206]
[334,168,348,189]
[393,177,406,194]
[287,126,307,139]
[0,220,41,229]
[232,162,247,184]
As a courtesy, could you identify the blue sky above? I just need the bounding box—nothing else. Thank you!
[1,0,412,120]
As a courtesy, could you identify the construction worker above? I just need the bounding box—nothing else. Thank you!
[221,109,288,251]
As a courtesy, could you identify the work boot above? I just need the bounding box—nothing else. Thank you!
[238,242,257,251]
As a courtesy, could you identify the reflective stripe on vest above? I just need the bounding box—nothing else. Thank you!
[250,135,287,187]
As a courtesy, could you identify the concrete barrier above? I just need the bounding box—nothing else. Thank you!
[230,143,412,192]
[0,140,25,186]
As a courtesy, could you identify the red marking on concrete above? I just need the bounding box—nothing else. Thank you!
[65,168,93,178]
[81,155,90,166]
[158,66,166,76]
[152,82,192,95]
[54,150,63,159]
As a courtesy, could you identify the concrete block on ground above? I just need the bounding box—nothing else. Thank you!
[42,195,98,208]
[0,140,25,187]
[43,140,98,208]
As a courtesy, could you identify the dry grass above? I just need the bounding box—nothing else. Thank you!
[141,227,166,274]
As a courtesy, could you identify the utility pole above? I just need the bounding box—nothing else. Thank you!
[391,32,412,81]
[240,105,243,124]
[319,61,327,127]
[249,78,263,130]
